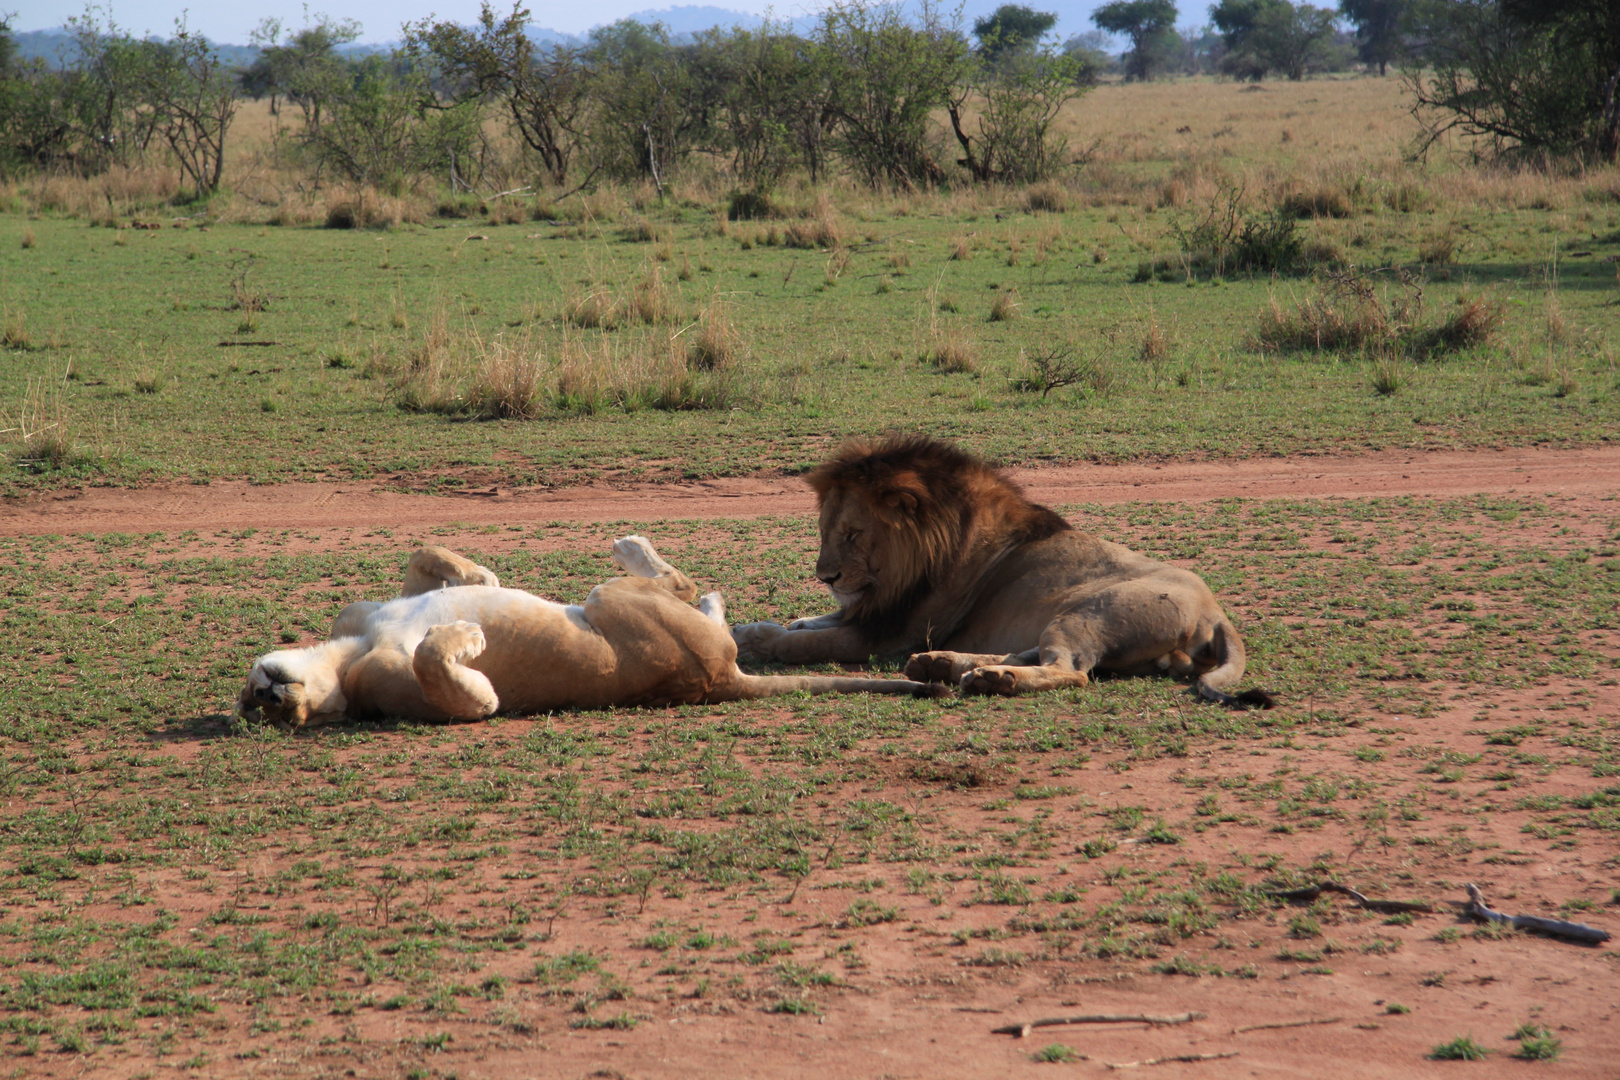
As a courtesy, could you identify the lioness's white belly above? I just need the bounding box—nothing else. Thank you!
[357,586,590,655]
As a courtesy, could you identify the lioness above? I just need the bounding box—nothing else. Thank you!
[732,436,1274,707]
[241,537,937,727]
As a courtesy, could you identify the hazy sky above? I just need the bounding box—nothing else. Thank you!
[9,1,1146,43]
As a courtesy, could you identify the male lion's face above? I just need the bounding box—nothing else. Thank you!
[238,650,346,728]
[814,489,886,608]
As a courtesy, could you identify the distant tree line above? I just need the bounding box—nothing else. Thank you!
[0,2,1093,197]
[0,0,1614,194]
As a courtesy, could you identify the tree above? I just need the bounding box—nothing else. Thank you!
[1091,0,1178,82]
[582,20,707,190]
[137,22,240,198]
[1338,0,1407,75]
[404,3,588,187]
[1212,0,1339,81]
[302,54,480,192]
[948,49,1089,182]
[972,5,1057,62]
[816,1,970,189]
[242,13,361,128]
[1409,0,1620,163]
[698,25,837,189]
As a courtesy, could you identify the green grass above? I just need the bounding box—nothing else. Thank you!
[2,192,1617,493]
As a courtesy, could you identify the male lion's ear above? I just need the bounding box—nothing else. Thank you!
[879,470,926,518]
[883,490,919,515]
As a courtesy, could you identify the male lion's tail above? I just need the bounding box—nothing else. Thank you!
[1196,620,1276,710]
[727,674,950,701]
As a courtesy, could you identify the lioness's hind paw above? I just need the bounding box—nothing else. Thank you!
[611,535,665,576]
[961,666,1019,697]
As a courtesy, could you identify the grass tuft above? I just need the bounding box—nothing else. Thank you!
[688,294,742,371]
[1429,1035,1490,1061]
[922,324,977,374]
[988,289,1021,323]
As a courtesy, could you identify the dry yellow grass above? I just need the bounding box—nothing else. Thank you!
[5,84,1617,229]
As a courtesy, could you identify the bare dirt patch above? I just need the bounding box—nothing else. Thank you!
[2,451,1618,1080]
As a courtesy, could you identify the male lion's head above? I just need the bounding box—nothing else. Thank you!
[804,435,1065,633]
[238,645,348,728]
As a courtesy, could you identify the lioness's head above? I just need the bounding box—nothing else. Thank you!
[238,644,349,728]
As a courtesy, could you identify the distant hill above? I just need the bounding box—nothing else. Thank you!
[13,28,260,67]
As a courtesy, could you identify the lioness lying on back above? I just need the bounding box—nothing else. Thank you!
[241,537,937,727]
[732,436,1274,707]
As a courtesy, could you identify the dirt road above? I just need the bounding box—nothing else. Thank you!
[5,444,1617,535]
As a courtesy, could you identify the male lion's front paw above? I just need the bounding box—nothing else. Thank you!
[960,665,1022,697]
[420,621,487,664]
[905,651,976,683]
[730,620,786,659]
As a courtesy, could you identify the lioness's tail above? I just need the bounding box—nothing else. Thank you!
[728,674,950,701]
[1197,619,1276,709]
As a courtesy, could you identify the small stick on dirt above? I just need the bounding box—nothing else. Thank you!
[1233,1016,1341,1034]
[1265,882,1432,914]
[1458,883,1611,944]
[993,1012,1204,1037]
[1105,1052,1239,1070]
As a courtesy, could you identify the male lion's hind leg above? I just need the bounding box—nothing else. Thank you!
[905,650,1038,684]
[611,535,699,602]
[412,621,499,719]
[402,546,500,597]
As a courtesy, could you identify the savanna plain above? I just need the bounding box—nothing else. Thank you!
[2,75,1620,1078]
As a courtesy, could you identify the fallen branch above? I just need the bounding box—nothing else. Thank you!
[1106,1052,1239,1070]
[1265,882,1432,914]
[993,1012,1204,1037]
[1233,1016,1340,1034]
[1458,883,1611,944]
[216,341,280,347]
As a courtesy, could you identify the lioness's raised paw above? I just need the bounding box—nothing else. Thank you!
[961,665,1022,696]
[731,620,786,659]
[418,621,487,664]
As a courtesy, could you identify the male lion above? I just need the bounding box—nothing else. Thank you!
[240,537,937,727]
[731,436,1274,707]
